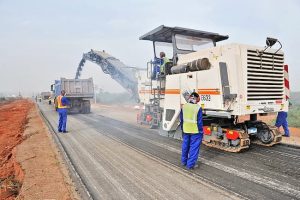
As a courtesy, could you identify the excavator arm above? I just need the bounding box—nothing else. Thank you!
[75,49,139,101]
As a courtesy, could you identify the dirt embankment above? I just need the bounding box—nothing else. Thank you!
[0,99,32,199]
[0,99,77,199]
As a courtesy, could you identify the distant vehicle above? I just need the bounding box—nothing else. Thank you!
[41,92,51,100]
[37,96,42,102]
[51,78,94,114]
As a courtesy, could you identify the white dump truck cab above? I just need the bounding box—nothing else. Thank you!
[139,25,288,152]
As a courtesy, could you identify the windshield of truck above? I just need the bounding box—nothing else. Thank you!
[154,42,173,59]
[175,34,214,51]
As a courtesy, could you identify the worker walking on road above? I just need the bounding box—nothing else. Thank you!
[180,92,203,170]
[275,111,290,137]
[57,90,70,133]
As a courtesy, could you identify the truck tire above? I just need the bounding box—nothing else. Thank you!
[81,100,91,114]
[87,104,91,113]
[86,101,91,113]
[81,106,85,114]
[80,102,85,114]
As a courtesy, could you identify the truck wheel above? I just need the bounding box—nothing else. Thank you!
[86,101,91,113]
[82,105,87,114]
[81,101,90,114]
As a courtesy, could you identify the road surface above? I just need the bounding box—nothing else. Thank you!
[38,102,300,200]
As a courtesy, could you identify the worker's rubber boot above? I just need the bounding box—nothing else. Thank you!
[282,134,290,137]
[187,164,199,170]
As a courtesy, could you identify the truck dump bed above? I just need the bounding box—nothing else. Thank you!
[60,78,94,98]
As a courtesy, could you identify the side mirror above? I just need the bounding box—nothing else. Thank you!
[50,84,54,92]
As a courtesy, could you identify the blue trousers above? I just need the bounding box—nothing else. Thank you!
[58,108,67,132]
[181,133,203,169]
[275,112,289,136]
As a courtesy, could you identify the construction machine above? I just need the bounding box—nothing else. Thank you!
[76,25,290,152]
[138,25,289,152]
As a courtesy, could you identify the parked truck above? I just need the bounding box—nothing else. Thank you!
[51,78,94,113]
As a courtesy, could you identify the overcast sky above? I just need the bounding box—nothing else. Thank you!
[0,0,299,96]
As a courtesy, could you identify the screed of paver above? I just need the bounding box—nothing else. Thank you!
[60,116,240,200]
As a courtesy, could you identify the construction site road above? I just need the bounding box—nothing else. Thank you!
[38,102,300,200]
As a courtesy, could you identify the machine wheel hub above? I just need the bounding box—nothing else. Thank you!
[258,128,274,144]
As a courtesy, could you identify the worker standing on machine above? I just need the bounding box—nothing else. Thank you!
[57,90,70,133]
[275,111,290,137]
[180,92,203,169]
[159,52,170,75]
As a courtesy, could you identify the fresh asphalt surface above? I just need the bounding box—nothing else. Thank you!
[39,102,300,200]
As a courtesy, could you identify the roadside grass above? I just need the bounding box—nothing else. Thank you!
[288,105,300,127]
[270,105,300,128]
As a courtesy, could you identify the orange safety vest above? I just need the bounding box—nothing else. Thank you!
[57,95,67,109]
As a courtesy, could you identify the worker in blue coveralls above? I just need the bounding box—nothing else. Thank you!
[275,111,290,137]
[57,90,70,133]
[151,58,161,80]
[180,92,203,170]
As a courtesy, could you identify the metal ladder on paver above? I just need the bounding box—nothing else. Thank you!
[149,67,166,128]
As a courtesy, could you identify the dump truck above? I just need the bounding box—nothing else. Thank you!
[51,78,94,113]
[75,25,290,152]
